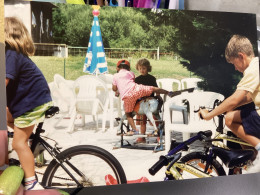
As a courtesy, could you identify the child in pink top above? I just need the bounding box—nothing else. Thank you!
[112,59,173,135]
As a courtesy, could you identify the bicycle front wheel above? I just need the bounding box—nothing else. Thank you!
[41,145,127,188]
[179,152,226,178]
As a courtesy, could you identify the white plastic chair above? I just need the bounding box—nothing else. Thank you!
[181,78,203,90]
[156,78,181,91]
[156,78,185,122]
[98,74,123,131]
[164,91,225,152]
[72,75,109,132]
[49,74,76,133]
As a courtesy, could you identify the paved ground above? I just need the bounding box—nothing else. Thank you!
[30,113,206,183]
[8,112,230,187]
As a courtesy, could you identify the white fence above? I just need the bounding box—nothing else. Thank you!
[34,43,177,60]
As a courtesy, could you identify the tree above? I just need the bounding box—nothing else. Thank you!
[52,4,92,46]
[163,10,258,97]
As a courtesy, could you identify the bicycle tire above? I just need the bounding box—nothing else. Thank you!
[179,152,226,178]
[41,145,127,188]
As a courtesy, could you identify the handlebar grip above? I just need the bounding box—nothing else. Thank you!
[149,156,168,176]
[202,130,212,137]
[194,107,206,119]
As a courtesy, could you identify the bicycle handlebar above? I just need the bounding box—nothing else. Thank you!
[194,100,223,120]
[194,106,206,119]
[149,156,169,176]
[149,130,212,176]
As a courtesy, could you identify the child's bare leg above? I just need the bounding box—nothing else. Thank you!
[225,110,260,147]
[12,125,35,178]
[0,130,8,168]
[140,124,146,135]
[125,112,137,131]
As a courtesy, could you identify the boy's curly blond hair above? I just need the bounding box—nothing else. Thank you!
[135,58,152,72]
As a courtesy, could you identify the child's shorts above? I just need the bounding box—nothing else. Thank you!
[241,107,260,139]
[14,101,53,128]
[123,84,153,113]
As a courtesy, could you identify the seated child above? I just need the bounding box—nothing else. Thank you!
[5,17,52,190]
[112,59,173,136]
[135,58,162,143]
[199,35,260,173]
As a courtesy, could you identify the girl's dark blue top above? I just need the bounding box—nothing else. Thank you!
[6,49,52,118]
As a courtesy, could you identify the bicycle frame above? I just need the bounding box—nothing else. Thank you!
[150,104,255,180]
[166,162,212,180]
[166,132,215,180]
[8,121,86,188]
[213,132,252,149]
[32,123,87,187]
[149,131,215,180]
[209,109,253,149]
[8,106,127,189]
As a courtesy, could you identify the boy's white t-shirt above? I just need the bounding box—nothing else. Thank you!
[237,57,260,115]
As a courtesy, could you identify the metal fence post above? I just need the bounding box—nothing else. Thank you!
[157,47,159,60]
[64,58,66,79]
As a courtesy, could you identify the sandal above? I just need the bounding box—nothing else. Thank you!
[125,130,139,136]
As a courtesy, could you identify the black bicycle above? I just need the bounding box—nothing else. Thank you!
[8,106,127,189]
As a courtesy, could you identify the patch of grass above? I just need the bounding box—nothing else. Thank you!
[31,56,196,83]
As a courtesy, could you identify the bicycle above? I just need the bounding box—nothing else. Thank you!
[194,102,256,174]
[149,129,255,180]
[149,100,256,179]
[8,106,127,189]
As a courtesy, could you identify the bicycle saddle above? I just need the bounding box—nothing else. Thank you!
[45,106,59,118]
[212,146,255,168]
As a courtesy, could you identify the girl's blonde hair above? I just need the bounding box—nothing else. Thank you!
[136,58,152,72]
[5,17,35,56]
[225,35,254,63]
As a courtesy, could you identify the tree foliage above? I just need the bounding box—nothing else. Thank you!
[52,5,258,97]
[162,10,258,96]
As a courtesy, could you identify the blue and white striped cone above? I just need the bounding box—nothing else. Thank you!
[83,6,108,75]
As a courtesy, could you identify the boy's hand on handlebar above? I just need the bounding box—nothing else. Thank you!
[198,109,211,121]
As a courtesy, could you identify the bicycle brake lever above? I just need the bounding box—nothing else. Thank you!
[194,106,205,113]
[166,153,182,171]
